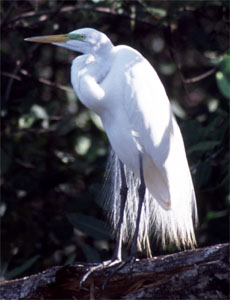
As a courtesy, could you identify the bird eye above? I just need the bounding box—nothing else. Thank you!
[80,34,85,39]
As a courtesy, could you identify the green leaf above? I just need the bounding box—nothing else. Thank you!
[66,213,111,240]
[5,255,40,280]
[219,54,230,75]
[90,183,104,209]
[18,114,35,129]
[187,140,220,154]
[216,71,230,99]
[1,148,12,174]
[196,162,212,188]
[31,104,48,119]
[81,244,101,263]
[206,210,228,221]
[75,136,91,155]
[64,253,77,265]
[146,7,167,18]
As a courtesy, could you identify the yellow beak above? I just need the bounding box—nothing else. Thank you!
[24,34,70,43]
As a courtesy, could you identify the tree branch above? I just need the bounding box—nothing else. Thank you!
[0,243,229,300]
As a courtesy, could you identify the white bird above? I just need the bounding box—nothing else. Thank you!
[25,28,198,260]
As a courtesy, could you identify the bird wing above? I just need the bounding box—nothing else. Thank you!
[122,52,189,210]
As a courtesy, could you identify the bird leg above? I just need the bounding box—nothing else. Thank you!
[81,156,145,289]
[103,155,146,289]
[80,160,128,288]
[112,160,128,261]
[98,160,129,289]
[130,152,146,258]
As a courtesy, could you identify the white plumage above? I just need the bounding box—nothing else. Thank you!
[25,28,198,257]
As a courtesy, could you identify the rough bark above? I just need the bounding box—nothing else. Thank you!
[0,243,229,300]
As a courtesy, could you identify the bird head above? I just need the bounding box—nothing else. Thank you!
[25,28,113,55]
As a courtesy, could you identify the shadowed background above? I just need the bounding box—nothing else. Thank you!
[1,0,229,281]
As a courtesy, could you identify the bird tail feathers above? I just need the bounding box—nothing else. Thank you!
[103,149,197,257]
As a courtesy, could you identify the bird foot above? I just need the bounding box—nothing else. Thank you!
[101,260,126,289]
[80,259,122,289]
[102,255,138,289]
[80,255,138,290]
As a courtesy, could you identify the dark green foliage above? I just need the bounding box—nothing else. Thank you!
[1,0,229,281]
[66,213,111,240]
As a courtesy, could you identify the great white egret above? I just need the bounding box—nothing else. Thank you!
[25,28,198,261]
